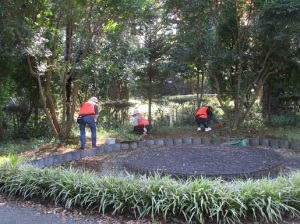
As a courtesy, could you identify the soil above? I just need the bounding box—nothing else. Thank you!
[21,126,284,161]
[124,145,286,179]
[21,126,299,174]
[10,127,300,223]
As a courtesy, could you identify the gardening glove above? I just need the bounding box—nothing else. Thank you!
[217,123,222,127]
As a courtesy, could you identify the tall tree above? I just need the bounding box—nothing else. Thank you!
[130,2,172,123]
[164,0,299,128]
[164,0,214,108]
[260,0,300,122]
[0,0,44,138]
[209,0,300,128]
[24,0,144,140]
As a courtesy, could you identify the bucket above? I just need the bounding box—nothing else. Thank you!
[105,138,116,145]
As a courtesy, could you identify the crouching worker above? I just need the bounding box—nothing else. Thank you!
[194,105,222,132]
[132,109,151,135]
[78,97,99,149]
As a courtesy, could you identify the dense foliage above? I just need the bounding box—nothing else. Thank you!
[1,161,300,223]
[0,0,299,140]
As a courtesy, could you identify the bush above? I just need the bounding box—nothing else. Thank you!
[1,162,300,224]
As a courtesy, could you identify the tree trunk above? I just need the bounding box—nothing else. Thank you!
[200,70,204,107]
[262,84,269,119]
[196,72,200,108]
[65,22,73,122]
[196,70,205,109]
[148,71,153,124]
[33,83,39,129]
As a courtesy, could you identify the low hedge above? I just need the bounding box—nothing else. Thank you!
[1,162,300,223]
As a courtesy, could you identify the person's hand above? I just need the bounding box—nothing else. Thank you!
[217,123,222,127]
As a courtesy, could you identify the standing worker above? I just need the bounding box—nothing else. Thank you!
[132,109,151,135]
[78,97,99,149]
[194,105,222,132]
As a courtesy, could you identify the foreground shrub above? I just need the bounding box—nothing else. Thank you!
[0,163,300,223]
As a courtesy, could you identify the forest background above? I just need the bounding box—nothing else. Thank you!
[0,0,299,145]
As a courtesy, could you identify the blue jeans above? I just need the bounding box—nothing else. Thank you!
[80,116,97,148]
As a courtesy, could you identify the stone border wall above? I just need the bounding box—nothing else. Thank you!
[30,137,300,168]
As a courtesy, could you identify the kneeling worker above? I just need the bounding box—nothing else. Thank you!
[132,109,151,135]
[194,105,222,132]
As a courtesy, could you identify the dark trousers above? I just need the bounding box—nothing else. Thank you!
[195,114,218,128]
[134,125,151,135]
[195,117,209,128]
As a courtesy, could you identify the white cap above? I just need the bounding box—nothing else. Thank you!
[132,109,140,115]
[88,97,98,103]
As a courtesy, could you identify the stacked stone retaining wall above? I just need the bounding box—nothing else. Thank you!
[30,137,300,168]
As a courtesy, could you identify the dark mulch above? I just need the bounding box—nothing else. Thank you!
[124,144,285,180]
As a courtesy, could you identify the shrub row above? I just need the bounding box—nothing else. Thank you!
[1,163,300,223]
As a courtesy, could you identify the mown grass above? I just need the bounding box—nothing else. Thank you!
[98,124,141,142]
[265,127,300,142]
[0,138,55,156]
[154,125,300,142]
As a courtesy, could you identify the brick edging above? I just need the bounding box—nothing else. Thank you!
[30,137,300,168]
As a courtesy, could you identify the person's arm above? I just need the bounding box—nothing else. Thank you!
[207,109,222,126]
[211,115,219,124]
[206,108,213,116]
[94,105,99,121]
[133,116,141,126]
[210,111,222,127]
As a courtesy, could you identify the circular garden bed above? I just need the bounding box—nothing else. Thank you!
[124,144,285,180]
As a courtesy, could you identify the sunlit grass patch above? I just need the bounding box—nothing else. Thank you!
[265,127,300,142]
[0,154,21,166]
[0,138,54,156]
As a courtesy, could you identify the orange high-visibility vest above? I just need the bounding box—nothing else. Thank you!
[195,106,208,118]
[79,101,96,116]
[138,115,149,126]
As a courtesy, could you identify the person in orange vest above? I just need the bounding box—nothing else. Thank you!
[194,105,222,132]
[132,109,151,135]
[78,97,99,149]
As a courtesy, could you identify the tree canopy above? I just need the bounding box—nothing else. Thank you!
[1,0,299,139]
